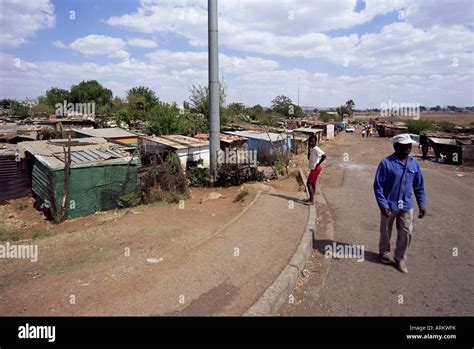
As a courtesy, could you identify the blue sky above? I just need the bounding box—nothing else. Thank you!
[0,0,473,108]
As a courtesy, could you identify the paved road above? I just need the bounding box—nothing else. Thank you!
[281,131,474,316]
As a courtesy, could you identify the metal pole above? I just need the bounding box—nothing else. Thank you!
[297,76,300,107]
[208,0,220,179]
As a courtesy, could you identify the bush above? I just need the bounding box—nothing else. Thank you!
[148,187,183,204]
[118,192,142,208]
[139,152,189,204]
[216,164,264,187]
[437,121,456,132]
[274,159,285,176]
[319,111,342,122]
[405,119,436,134]
[234,185,250,202]
[32,228,54,239]
[15,202,28,211]
[37,127,61,140]
[188,167,211,187]
[0,226,20,242]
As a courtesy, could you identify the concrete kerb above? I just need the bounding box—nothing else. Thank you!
[244,170,315,316]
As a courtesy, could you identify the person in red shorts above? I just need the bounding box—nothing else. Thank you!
[304,134,326,205]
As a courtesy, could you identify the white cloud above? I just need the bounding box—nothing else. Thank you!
[127,38,158,48]
[352,23,474,75]
[402,0,473,27]
[104,0,473,78]
[53,40,67,49]
[1,0,473,108]
[69,35,129,58]
[0,0,55,47]
[145,50,279,73]
[1,51,472,109]
[106,1,409,42]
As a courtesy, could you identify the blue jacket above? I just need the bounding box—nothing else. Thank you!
[373,154,427,211]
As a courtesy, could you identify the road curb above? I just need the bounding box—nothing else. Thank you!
[244,172,315,316]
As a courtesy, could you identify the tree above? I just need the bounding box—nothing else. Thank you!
[247,104,264,120]
[10,100,29,118]
[31,96,55,116]
[336,105,347,118]
[271,95,303,117]
[188,81,226,117]
[271,95,293,116]
[145,102,185,136]
[319,111,335,123]
[227,102,246,117]
[126,86,158,111]
[70,80,112,107]
[45,87,71,107]
[345,99,355,117]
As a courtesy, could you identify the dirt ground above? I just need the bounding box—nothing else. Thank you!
[0,175,302,315]
[354,112,474,127]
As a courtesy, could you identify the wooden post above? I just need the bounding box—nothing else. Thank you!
[263,126,279,179]
[60,133,72,222]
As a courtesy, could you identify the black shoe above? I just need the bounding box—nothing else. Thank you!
[379,253,391,264]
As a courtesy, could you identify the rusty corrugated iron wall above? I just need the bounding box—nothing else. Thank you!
[0,154,31,202]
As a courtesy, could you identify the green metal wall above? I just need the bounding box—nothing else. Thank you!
[32,159,140,222]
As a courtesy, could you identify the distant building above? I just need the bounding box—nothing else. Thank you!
[193,133,247,151]
[224,130,291,164]
[140,135,210,169]
[72,127,140,148]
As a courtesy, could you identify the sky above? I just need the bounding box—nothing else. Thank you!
[0,0,473,108]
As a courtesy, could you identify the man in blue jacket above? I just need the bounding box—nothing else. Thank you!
[373,134,427,273]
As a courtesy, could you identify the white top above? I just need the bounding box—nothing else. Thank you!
[309,146,325,170]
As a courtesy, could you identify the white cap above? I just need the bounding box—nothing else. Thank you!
[390,133,417,144]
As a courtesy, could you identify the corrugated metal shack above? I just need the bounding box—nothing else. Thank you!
[18,138,141,222]
[291,128,324,155]
[72,127,141,149]
[193,133,247,151]
[141,135,210,169]
[0,144,31,202]
[224,130,291,164]
[375,122,408,137]
[428,137,474,165]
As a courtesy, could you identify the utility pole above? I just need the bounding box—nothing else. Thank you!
[297,76,300,107]
[208,0,220,180]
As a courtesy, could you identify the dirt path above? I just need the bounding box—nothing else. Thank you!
[0,176,308,316]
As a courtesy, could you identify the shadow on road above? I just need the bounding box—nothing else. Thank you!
[313,239,381,264]
[268,192,306,204]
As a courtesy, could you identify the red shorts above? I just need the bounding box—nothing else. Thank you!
[308,165,322,184]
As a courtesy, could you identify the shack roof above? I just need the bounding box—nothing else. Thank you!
[141,135,209,149]
[293,128,325,134]
[18,137,133,170]
[428,137,458,145]
[224,130,286,142]
[72,127,138,139]
[193,133,247,144]
[0,144,18,156]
